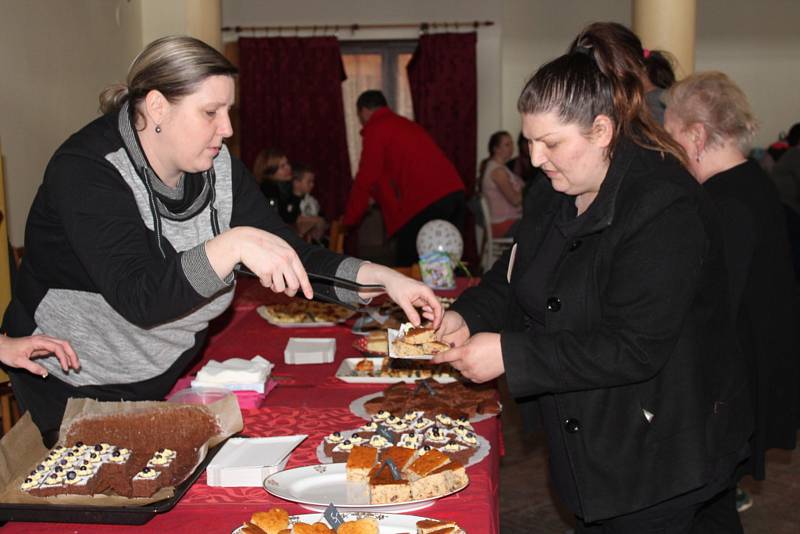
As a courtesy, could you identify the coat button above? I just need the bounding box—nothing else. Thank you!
[546,297,561,312]
[564,418,581,433]
[569,240,582,251]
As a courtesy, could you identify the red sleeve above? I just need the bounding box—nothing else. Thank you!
[343,131,381,226]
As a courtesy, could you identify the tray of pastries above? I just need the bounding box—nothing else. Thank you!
[316,410,490,468]
[350,382,502,423]
[257,301,354,328]
[235,506,467,533]
[335,357,459,384]
[263,448,468,513]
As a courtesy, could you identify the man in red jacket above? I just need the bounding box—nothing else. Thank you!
[342,91,465,265]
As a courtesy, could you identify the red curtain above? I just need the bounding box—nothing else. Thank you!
[238,37,352,218]
[407,32,478,267]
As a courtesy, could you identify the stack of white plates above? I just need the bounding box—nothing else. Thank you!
[206,435,306,487]
[284,338,337,364]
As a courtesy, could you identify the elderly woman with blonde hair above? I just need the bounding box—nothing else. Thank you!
[665,72,799,511]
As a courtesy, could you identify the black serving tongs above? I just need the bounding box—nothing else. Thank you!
[234,265,384,311]
[233,265,384,291]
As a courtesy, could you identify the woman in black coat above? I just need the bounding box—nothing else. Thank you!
[433,23,752,533]
[665,72,798,499]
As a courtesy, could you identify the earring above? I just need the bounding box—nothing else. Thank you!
[155,125,161,134]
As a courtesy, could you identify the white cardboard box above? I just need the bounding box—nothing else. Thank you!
[206,435,306,487]
[284,338,336,364]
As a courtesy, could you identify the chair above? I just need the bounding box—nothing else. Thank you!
[328,219,346,254]
[0,369,20,435]
[476,195,514,273]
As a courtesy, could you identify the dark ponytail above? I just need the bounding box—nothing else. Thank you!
[517,22,687,166]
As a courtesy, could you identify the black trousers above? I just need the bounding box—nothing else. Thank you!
[393,191,466,266]
[576,485,743,534]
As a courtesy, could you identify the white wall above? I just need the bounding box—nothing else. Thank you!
[499,0,630,140]
[0,0,142,245]
[696,0,800,146]
[141,0,222,51]
[498,0,799,148]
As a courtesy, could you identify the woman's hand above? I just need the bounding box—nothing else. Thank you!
[436,310,470,347]
[431,332,504,383]
[0,335,80,378]
[206,227,313,299]
[356,264,443,328]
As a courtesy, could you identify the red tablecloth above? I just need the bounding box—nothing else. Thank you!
[2,278,500,533]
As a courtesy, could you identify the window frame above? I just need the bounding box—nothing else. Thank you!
[339,39,417,110]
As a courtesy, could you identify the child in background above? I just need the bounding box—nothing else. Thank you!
[291,164,327,242]
[292,164,322,217]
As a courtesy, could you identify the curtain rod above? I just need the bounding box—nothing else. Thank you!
[222,20,494,34]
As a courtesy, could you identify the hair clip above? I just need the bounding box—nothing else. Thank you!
[643,48,651,59]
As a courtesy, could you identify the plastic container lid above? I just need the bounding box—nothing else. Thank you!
[167,386,234,405]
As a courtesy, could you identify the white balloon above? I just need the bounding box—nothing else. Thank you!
[416,219,463,265]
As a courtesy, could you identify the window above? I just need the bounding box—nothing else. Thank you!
[340,40,416,176]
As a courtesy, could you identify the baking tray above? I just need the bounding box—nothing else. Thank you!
[0,438,226,526]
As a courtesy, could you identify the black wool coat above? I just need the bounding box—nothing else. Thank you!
[703,159,799,480]
[451,139,753,522]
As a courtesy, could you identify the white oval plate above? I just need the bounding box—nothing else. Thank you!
[335,357,458,384]
[349,391,499,423]
[314,429,491,468]
[263,463,468,513]
[233,511,466,533]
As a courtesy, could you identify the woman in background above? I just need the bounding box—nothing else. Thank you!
[253,147,296,221]
[664,71,798,514]
[478,130,524,237]
[254,153,327,242]
[507,132,541,188]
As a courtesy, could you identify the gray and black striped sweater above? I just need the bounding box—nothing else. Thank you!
[2,104,361,391]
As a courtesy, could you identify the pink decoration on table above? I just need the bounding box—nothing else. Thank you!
[166,376,278,410]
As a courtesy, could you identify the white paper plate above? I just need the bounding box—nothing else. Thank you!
[335,357,457,384]
[232,511,466,533]
[349,391,499,423]
[256,305,353,328]
[388,328,436,360]
[207,435,306,487]
[314,428,490,468]
[263,463,468,513]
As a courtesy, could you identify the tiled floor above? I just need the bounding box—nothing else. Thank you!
[497,378,800,533]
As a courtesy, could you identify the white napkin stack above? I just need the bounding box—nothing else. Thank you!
[192,355,274,393]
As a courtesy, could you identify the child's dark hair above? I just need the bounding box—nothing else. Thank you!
[644,49,676,89]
